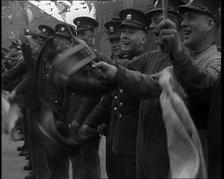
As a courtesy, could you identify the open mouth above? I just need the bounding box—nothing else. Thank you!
[183,29,192,37]
[122,41,130,46]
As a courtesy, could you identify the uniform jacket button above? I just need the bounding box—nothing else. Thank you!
[114,96,118,99]
[113,107,117,111]
[119,114,122,118]
[54,100,58,103]
[46,74,49,77]
[119,89,123,93]
[119,102,123,106]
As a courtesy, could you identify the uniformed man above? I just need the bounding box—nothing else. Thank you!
[173,0,221,173]
[66,8,149,179]
[90,1,186,178]
[81,17,124,179]
[35,23,76,179]
[104,17,125,61]
[38,25,55,46]
[101,17,123,178]
[73,16,98,47]
[66,16,101,179]
[7,24,55,179]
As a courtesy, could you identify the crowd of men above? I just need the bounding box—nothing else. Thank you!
[1,0,221,178]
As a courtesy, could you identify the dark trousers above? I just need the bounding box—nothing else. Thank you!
[136,119,170,179]
[22,107,28,146]
[106,141,116,179]
[70,136,101,179]
[26,108,51,179]
[37,130,69,179]
[113,154,136,179]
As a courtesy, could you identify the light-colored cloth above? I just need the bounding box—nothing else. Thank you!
[159,67,207,178]
[1,90,21,140]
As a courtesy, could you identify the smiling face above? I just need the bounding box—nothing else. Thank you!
[181,11,213,50]
[120,26,146,54]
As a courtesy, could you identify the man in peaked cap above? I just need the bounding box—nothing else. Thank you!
[55,9,148,178]
[82,17,124,179]
[3,24,56,179]
[31,22,76,179]
[64,16,101,179]
[84,1,186,178]
[73,16,99,47]
[104,17,125,60]
[38,25,55,46]
[118,8,149,58]
[53,23,75,53]
[156,0,221,175]
[76,9,148,179]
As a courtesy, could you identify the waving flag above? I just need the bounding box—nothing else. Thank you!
[159,67,207,178]
[2,90,22,141]
[54,1,70,18]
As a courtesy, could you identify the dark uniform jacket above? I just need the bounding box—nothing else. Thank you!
[207,72,221,178]
[114,50,171,178]
[81,50,144,156]
[12,44,41,110]
[66,49,115,126]
[36,54,70,122]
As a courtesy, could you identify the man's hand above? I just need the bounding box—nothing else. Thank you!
[91,61,118,80]
[158,19,183,55]
[68,121,80,140]
[97,123,107,136]
[7,90,17,103]
[78,124,98,140]
[20,35,30,46]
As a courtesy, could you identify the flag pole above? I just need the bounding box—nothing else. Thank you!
[53,1,77,45]
[161,0,168,53]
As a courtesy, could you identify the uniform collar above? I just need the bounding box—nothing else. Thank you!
[125,49,144,60]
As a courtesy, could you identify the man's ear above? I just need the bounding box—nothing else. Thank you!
[207,18,216,32]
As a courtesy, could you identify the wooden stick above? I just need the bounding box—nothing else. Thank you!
[162,0,168,20]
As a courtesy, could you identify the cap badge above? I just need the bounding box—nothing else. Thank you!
[109,26,114,33]
[126,14,132,20]
[202,6,208,11]
[42,28,46,32]
[77,21,80,26]
[61,27,65,31]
